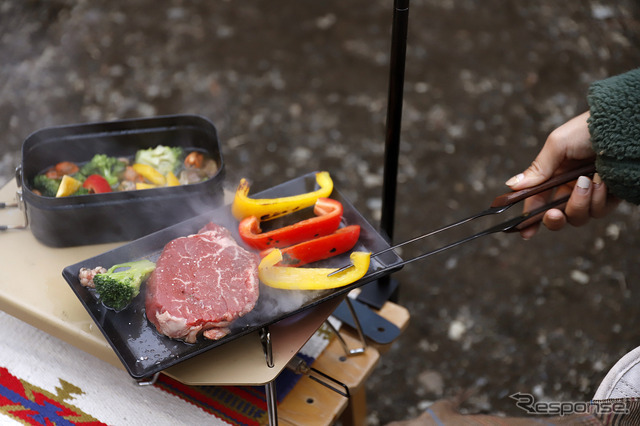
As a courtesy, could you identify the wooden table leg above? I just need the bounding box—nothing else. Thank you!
[340,385,368,426]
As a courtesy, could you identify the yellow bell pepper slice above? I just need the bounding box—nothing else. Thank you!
[56,175,82,197]
[166,171,180,186]
[258,249,371,290]
[135,182,158,190]
[132,163,166,186]
[232,171,334,221]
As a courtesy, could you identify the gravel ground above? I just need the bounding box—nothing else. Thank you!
[1,1,640,424]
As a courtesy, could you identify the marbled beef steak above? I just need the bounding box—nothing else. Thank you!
[145,222,260,343]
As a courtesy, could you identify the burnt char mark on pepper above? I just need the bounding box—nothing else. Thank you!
[260,212,281,221]
[265,237,277,246]
[329,247,337,253]
[279,252,301,266]
[260,206,301,221]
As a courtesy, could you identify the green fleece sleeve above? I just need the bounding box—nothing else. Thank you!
[587,68,640,204]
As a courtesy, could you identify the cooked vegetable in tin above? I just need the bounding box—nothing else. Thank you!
[30,145,218,197]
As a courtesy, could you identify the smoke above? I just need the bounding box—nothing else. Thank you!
[242,286,331,328]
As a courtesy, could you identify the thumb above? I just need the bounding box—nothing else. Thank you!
[505,137,567,189]
[506,112,591,190]
[505,158,557,189]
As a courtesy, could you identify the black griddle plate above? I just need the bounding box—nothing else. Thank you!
[62,172,403,379]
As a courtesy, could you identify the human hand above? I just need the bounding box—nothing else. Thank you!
[505,111,620,239]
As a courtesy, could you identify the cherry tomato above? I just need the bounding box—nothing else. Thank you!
[184,151,204,168]
[55,161,79,175]
[44,168,60,179]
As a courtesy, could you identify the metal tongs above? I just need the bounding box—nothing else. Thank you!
[329,163,597,276]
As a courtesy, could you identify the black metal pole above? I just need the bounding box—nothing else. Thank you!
[357,0,409,308]
[380,0,409,241]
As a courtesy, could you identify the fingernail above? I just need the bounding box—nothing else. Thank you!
[576,175,591,193]
[547,209,564,221]
[593,173,602,188]
[505,173,524,187]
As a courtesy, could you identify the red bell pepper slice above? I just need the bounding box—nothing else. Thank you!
[261,225,361,267]
[238,197,343,251]
[82,174,112,194]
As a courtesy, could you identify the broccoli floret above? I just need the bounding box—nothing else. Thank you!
[77,154,126,187]
[32,174,60,197]
[93,259,156,310]
[135,145,184,175]
[73,187,90,196]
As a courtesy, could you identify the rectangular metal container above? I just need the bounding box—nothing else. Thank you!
[17,114,225,247]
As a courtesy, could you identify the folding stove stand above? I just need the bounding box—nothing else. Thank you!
[260,296,368,425]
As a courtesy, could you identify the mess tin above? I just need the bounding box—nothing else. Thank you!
[15,114,225,247]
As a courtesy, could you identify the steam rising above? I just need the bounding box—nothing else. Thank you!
[241,286,330,328]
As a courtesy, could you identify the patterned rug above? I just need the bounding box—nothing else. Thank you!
[0,311,332,426]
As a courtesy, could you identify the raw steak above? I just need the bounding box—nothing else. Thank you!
[145,222,260,343]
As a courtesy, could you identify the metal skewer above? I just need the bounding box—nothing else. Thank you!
[328,163,595,276]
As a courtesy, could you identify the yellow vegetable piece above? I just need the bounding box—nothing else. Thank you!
[232,171,334,221]
[135,182,158,190]
[258,249,371,290]
[55,175,82,197]
[166,171,180,186]
[132,163,166,186]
